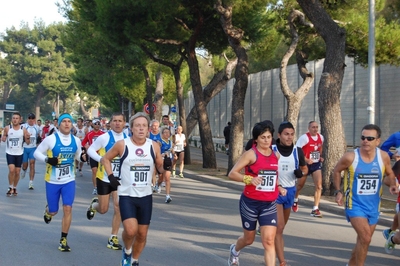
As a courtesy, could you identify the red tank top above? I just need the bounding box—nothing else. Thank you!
[244,147,279,201]
[302,132,323,163]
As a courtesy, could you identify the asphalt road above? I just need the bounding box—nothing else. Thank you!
[0,143,399,265]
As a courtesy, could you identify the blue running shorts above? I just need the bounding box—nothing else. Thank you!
[276,186,296,209]
[23,147,36,163]
[119,195,153,224]
[46,181,76,213]
[239,194,277,231]
[345,207,380,225]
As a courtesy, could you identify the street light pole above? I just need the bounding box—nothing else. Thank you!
[368,0,375,124]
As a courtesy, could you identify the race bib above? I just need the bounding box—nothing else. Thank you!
[9,138,20,148]
[256,170,277,192]
[56,164,71,180]
[30,137,36,145]
[130,166,150,187]
[111,158,120,177]
[356,173,379,195]
[310,151,320,163]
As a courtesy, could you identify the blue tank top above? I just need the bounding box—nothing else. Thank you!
[344,148,385,212]
[45,133,77,184]
[149,132,162,144]
[161,138,172,154]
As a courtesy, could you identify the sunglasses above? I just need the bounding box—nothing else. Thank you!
[94,122,101,125]
[361,136,376,141]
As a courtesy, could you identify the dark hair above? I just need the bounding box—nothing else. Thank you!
[227,122,231,126]
[361,124,381,138]
[278,121,294,134]
[12,112,21,117]
[252,120,274,140]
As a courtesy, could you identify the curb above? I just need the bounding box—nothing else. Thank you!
[184,169,394,228]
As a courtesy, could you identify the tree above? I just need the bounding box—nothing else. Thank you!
[279,9,314,128]
[296,0,347,194]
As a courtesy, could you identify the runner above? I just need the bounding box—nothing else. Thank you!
[294,121,324,217]
[82,119,104,195]
[333,124,398,265]
[273,121,307,266]
[20,113,40,189]
[86,113,127,250]
[156,127,174,203]
[2,112,30,196]
[34,113,86,251]
[100,112,171,266]
[149,119,162,192]
[74,118,86,177]
[227,121,286,266]
[172,126,186,178]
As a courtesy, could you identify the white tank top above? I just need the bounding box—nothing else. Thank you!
[118,138,155,198]
[23,124,39,148]
[6,125,24,155]
[75,126,86,140]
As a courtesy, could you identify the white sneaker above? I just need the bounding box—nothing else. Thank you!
[228,244,240,266]
[385,231,396,254]
[165,196,172,203]
[20,170,26,179]
[92,188,97,195]
[28,181,34,190]
[161,182,165,187]
[157,185,161,194]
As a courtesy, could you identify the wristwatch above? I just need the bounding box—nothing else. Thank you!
[334,189,342,196]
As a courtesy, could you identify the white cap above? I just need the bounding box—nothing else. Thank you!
[93,119,100,124]
[125,123,129,127]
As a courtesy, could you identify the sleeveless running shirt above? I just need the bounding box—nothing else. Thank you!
[244,147,279,201]
[45,133,78,184]
[344,148,385,211]
[119,138,156,198]
[6,125,24,155]
[96,131,127,181]
[272,144,298,188]
[300,132,323,163]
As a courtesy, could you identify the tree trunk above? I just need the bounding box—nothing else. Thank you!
[185,57,237,137]
[280,9,314,131]
[79,97,90,119]
[2,81,14,109]
[216,1,248,173]
[154,71,163,121]
[186,13,216,169]
[35,89,44,120]
[142,66,155,119]
[297,0,347,195]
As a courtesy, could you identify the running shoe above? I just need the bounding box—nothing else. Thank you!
[87,197,99,220]
[382,229,392,240]
[121,249,132,266]
[292,201,298,212]
[44,205,52,224]
[153,184,159,193]
[20,169,26,179]
[385,231,396,254]
[58,237,71,252]
[256,227,261,235]
[79,169,83,177]
[161,181,165,187]
[165,196,172,203]
[132,261,139,266]
[279,261,291,266]
[228,244,240,266]
[310,209,322,218]
[6,187,12,196]
[107,236,122,250]
[179,173,184,178]
[172,170,176,177]
[92,188,97,195]
[12,188,18,196]
[157,185,161,194]
[29,182,34,190]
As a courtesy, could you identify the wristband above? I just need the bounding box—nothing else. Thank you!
[334,189,342,196]
[243,175,253,185]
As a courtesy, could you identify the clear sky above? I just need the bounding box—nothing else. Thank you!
[0,0,66,34]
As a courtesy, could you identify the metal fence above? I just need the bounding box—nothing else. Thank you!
[184,56,400,147]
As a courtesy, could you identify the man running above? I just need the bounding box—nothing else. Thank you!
[34,113,86,251]
[82,119,104,195]
[21,113,40,189]
[100,112,171,266]
[74,118,86,176]
[294,121,324,217]
[2,112,30,196]
[86,113,127,250]
[333,124,398,265]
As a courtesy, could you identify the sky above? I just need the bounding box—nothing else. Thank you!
[0,0,66,34]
